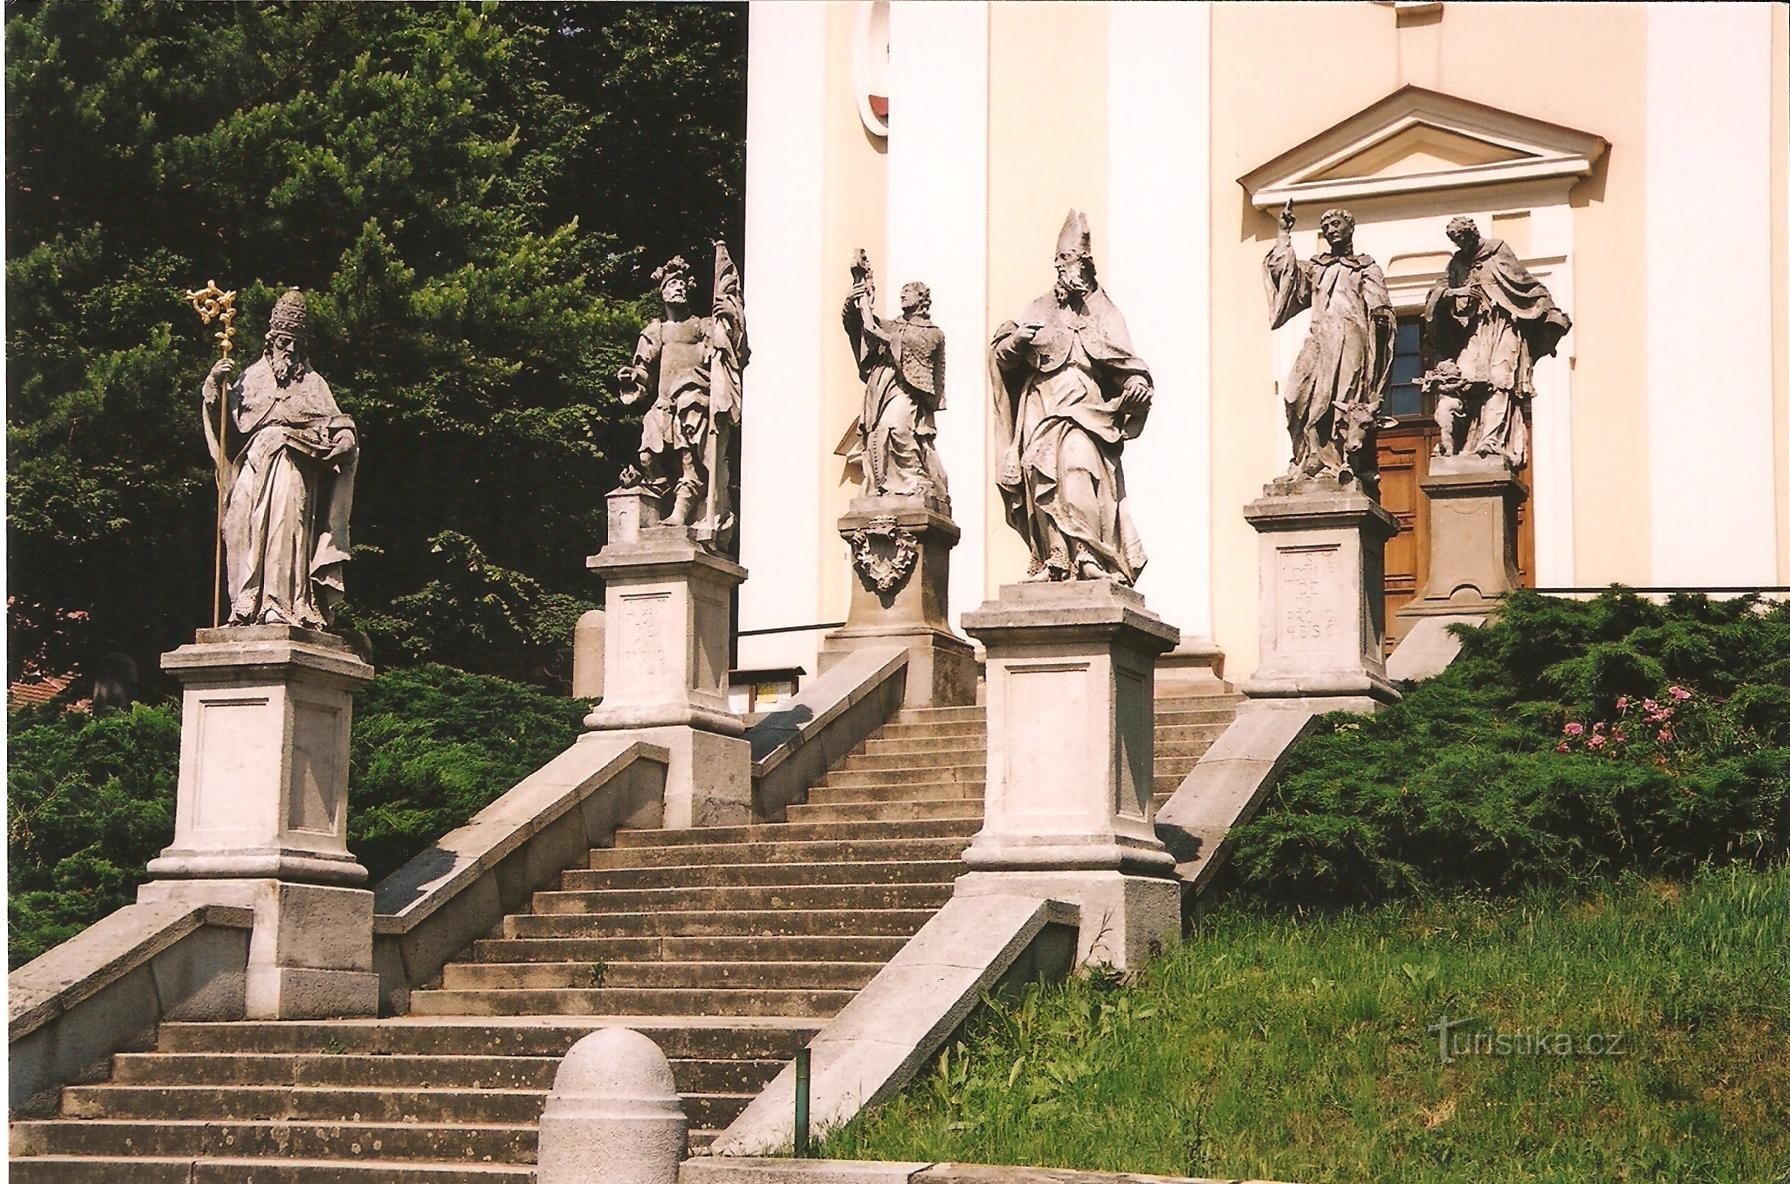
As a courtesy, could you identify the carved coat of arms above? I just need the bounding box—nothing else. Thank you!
[846,515,919,594]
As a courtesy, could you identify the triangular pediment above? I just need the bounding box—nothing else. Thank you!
[1241,86,1607,209]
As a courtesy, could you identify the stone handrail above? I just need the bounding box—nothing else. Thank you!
[749,647,909,821]
[9,900,256,1115]
[372,735,670,1014]
[710,894,1078,1156]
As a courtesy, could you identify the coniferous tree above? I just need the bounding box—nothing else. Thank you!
[6,1,747,688]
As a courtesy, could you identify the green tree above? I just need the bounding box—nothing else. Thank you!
[6,1,746,689]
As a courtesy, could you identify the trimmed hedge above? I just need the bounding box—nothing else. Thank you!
[1227,589,1790,904]
[6,665,586,968]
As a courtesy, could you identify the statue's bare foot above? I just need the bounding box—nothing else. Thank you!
[1077,559,1106,581]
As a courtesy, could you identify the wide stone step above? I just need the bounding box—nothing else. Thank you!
[441,959,881,992]
[589,835,968,869]
[835,751,986,773]
[860,736,988,757]
[1156,737,1222,760]
[818,764,985,789]
[1156,708,1240,728]
[506,907,935,940]
[802,780,988,805]
[64,1082,752,1133]
[1157,694,1245,711]
[874,720,987,740]
[530,881,952,915]
[561,859,962,891]
[471,934,912,966]
[783,799,982,824]
[892,706,985,724]
[109,1051,781,1095]
[10,1118,535,1162]
[8,1157,532,1183]
[155,1019,816,1060]
[611,816,981,847]
[405,986,854,1019]
[1156,722,1230,743]
[60,1084,549,1125]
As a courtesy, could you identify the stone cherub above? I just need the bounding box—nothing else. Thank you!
[1421,216,1571,470]
[1263,200,1396,496]
[617,241,749,547]
[202,288,358,630]
[842,249,949,506]
[989,209,1153,584]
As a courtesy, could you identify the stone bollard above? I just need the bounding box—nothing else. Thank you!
[537,1027,687,1184]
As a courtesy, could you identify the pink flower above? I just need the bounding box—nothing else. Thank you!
[1587,734,1607,751]
[1555,742,1571,754]
[1563,722,1584,737]
[1616,695,1631,711]
[1643,699,1659,715]
[1657,728,1674,743]
[1592,721,1607,734]
[1669,685,1692,701]
[1612,726,1627,743]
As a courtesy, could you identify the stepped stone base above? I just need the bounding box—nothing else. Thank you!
[955,870,1178,970]
[137,879,376,1019]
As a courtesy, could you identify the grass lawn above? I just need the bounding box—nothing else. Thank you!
[821,863,1790,1183]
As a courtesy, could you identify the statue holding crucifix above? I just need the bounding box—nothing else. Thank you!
[195,286,358,630]
[617,240,750,550]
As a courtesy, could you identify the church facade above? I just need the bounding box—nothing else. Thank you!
[734,1,1790,685]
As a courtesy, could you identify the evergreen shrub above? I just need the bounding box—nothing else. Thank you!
[6,664,586,967]
[1227,589,1790,904]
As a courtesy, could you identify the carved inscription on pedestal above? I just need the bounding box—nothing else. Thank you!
[618,591,673,702]
[1277,544,1342,655]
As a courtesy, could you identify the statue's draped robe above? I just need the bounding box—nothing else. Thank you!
[206,358,356,628]
[843,300,948,500]
[1263,244,1393,477]
[1422,237,1570,468]
[990,287,1150,583]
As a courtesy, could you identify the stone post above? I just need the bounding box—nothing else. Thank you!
[956,582,1181,969]
[819,494,977,708]
[537,1027,687,1184]
[138,626,378,1019]
[1403,463,1526,619]
[1387,463,1527,681]
[585,486,751,829]
[1242,483,1401,713]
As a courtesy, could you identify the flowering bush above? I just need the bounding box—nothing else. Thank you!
[1229,589,1790,904]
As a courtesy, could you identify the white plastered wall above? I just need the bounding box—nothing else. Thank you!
[886,0,990,633]
[1644,2,1780,586]
[738,1,831,674]
[1106,2,1217,644]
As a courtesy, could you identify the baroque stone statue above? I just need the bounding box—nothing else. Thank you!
[1263,201,1395,495]
[842,249,949,506]
[1421,216,1571,470]
[202,288,357,630]
[989,209,1153,584]
[617,240,749,547]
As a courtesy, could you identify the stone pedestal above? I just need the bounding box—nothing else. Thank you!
[585,487,751,829]
[1401,462,1527,619]
[957,582,1181,969]
[140,626,378,1018]
[819,495,977,708]
[1242,484,1400,713]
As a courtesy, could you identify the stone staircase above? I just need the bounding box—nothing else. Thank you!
[10,693,1239,1182]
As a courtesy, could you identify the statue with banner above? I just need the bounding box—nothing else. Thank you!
[618,241,749,549]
